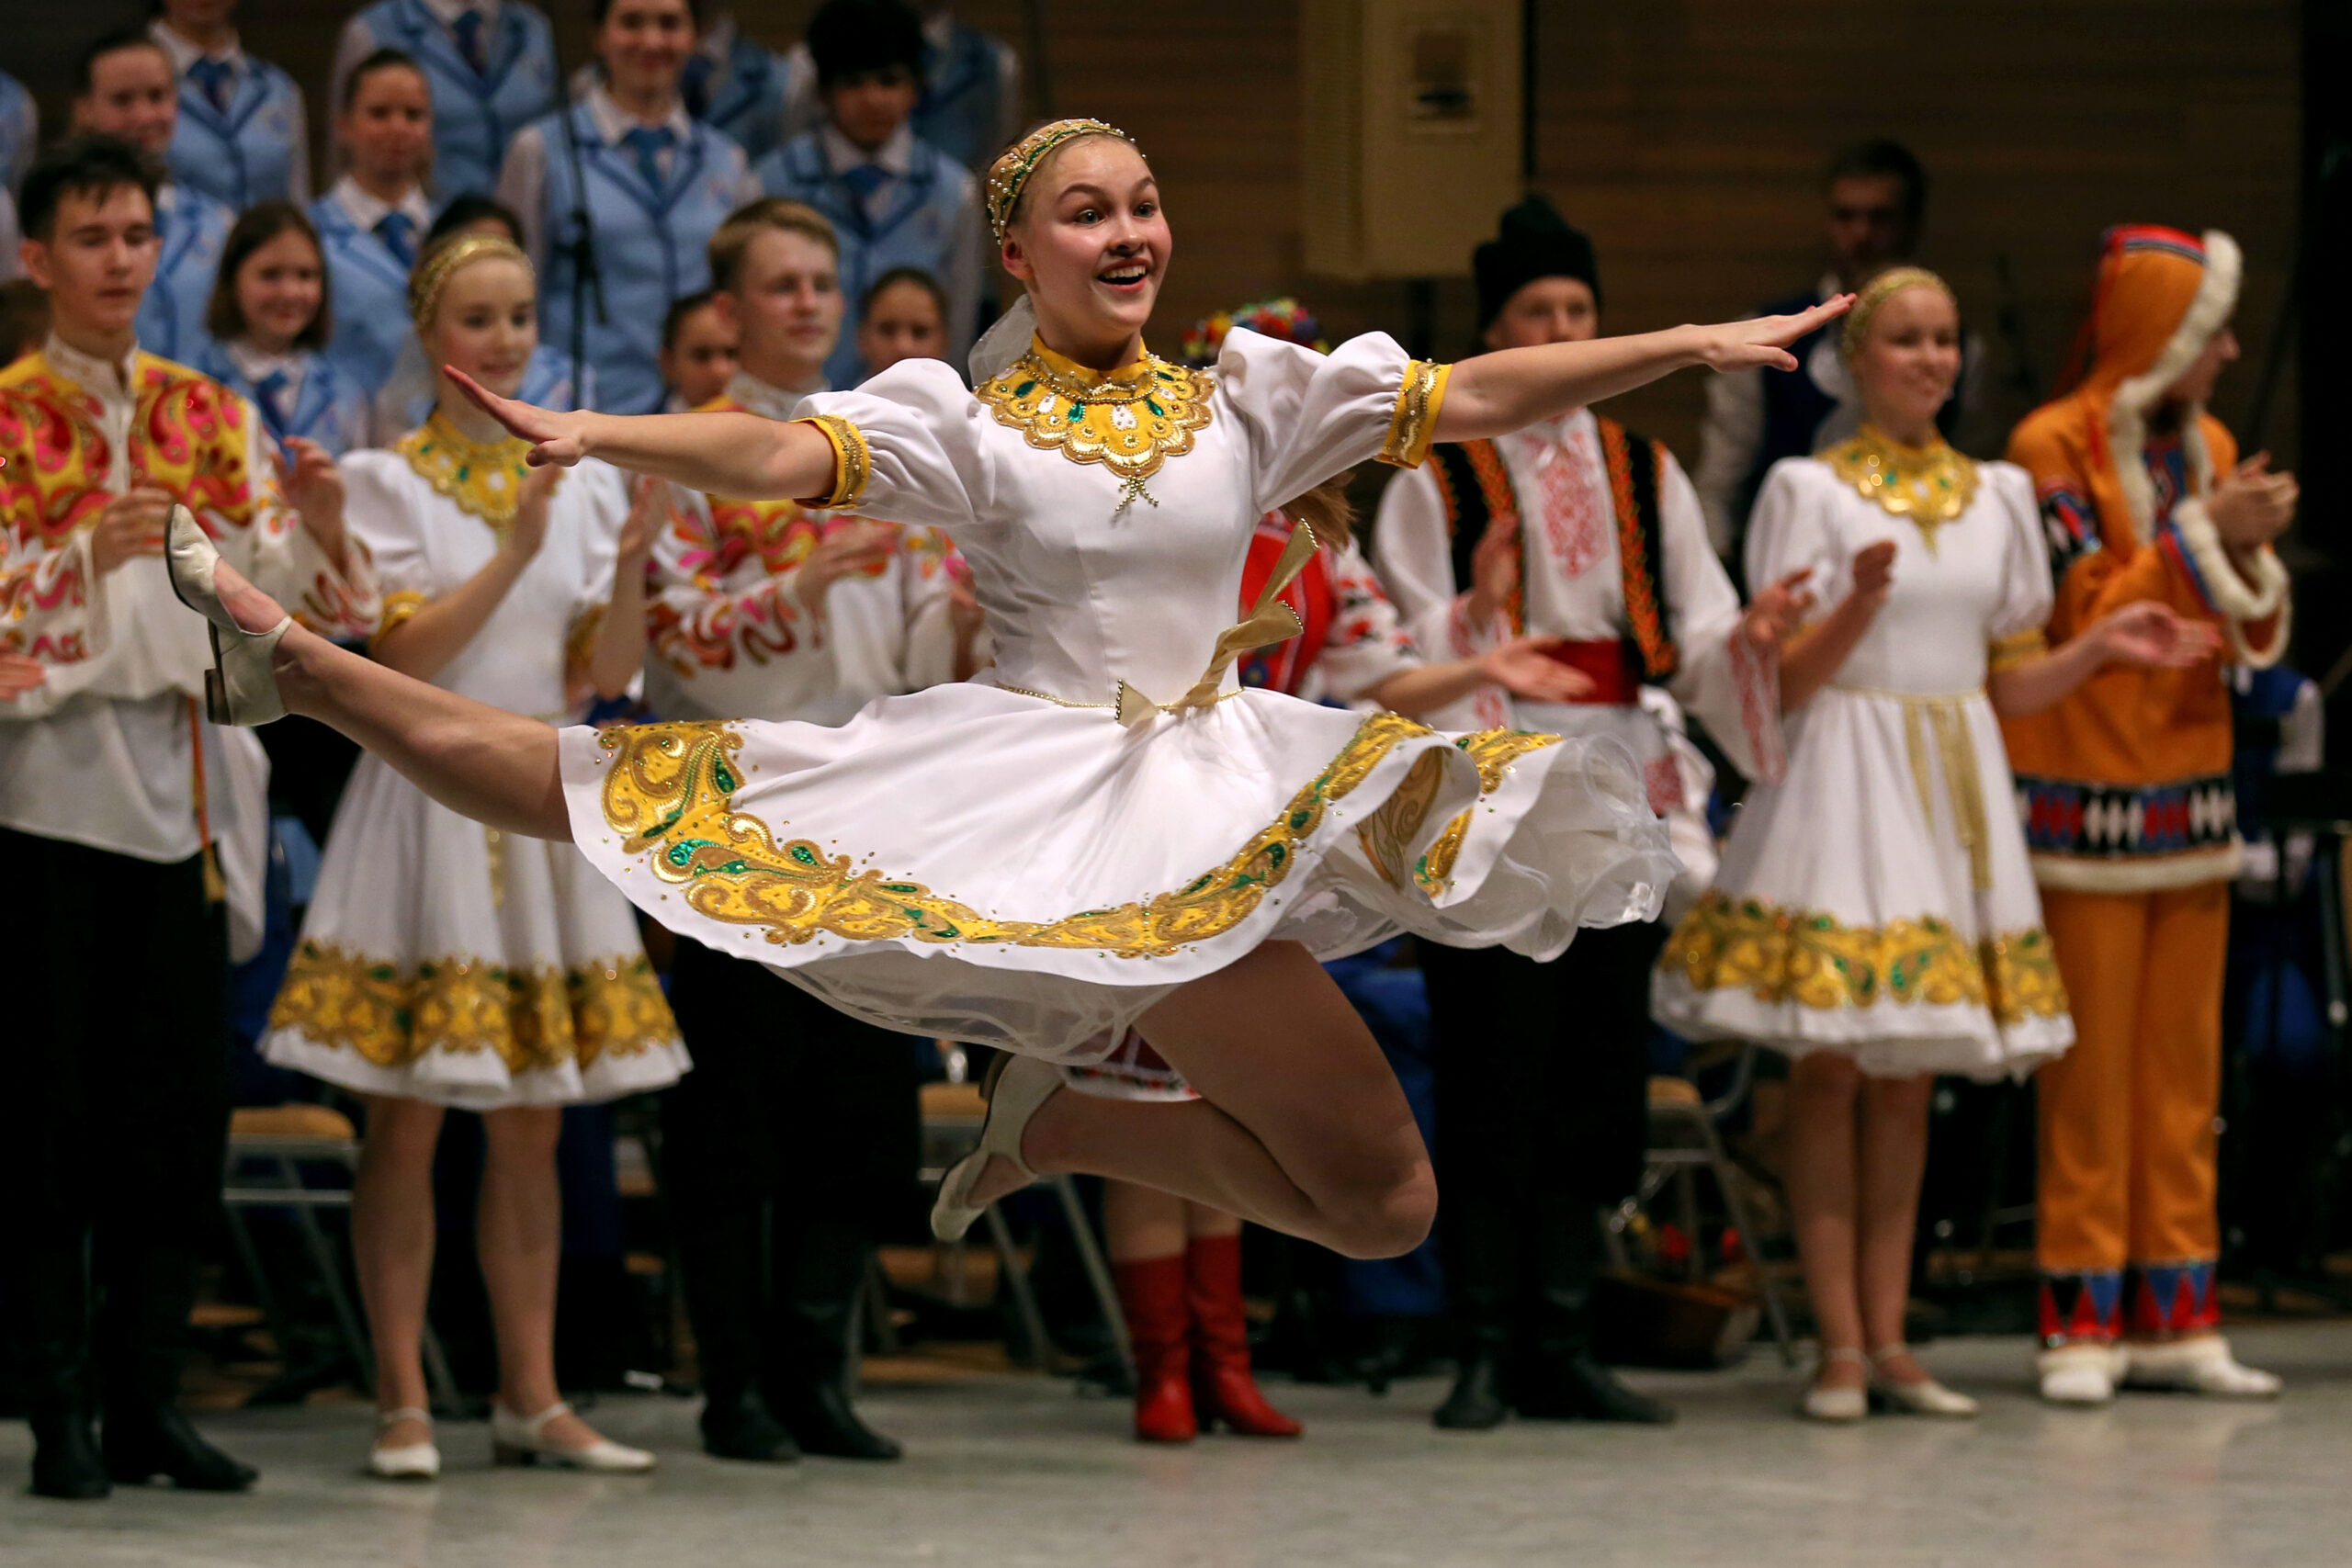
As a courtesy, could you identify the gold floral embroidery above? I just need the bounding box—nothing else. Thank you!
[396,410,534,530]
[796,413,872,509]
[1823,423,1979,551]
[268,940,676,1075]
[1381,359,1451,469]
[1988,628,2048,672]
[595,710,1435,958]
[1357,749,1448,888]
[1661,892,2068,1025]
[975,337,1212,512]
[1415,729,1565,892]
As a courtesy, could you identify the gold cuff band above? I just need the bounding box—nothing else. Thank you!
[1380,360,1451,469]
[795,414,872,510]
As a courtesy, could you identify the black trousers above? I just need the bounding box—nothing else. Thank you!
[0,828,229,1404]
[1420,921,1663,1360]
[661,940,918,1395]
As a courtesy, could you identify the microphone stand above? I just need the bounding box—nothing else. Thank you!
[555,59,607,412]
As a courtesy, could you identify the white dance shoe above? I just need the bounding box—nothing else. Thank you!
[368,1407,440,1481]
[2120,1336,2283,1399]
[930,1054,1060,1243]
[490,1402,656,1472]
[1799,1348,1869,1423]
[164,503,289,726]
[1867,1346,1979,1417]
[2038,1342,2126,1405]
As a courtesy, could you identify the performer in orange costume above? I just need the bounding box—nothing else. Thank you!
[2002,226,2296,1404]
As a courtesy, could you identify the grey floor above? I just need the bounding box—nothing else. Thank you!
[6,1324,2352,1567]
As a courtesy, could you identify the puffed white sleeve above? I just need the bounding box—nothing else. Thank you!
[1984,461,2057,671]
[1745,460,1847,614]
[1656,451,1783,784]
[230,412,379,639]
[797,357,998,534]
[1216,329,1451,517]
[336,454,435,646]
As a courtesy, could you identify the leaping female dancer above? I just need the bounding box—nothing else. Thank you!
[166,118,1850,1264]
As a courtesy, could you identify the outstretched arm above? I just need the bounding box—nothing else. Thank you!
[447,367,842,501]
[1431,299,1853,443]
[1987,602,2221,719]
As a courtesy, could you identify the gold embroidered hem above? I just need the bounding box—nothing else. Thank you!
[372,589,429,649]
[1989,628,2048,672]
[974,337,1213,504]
[594,710,1447,959]
[1415,729,1564,893]
[268,940,676,1075]
[1823,423,1979,551]
[396,411,535,529]
[796,413,871,509]
[1382,360,1451,469]
[1661,892,2068,1026]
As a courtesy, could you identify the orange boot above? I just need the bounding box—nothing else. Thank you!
[1185,1235,1304,1438]
[1114,1255,1196,1443]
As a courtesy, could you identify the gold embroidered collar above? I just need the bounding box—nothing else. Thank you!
[397,409,536,531]
[974,336,1213,513]
[1824,424,1979,553]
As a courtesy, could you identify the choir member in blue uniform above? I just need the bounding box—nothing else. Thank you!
[372,195,589,438]
[313,49,439,400]
[333,1,560,204]
[753,0,982,390]
[781,3,1020,175]
[499,0,757,414]
[71,30,233,366]
[0,68,36,191]
[584,13,791,167]
[151,0,311,210]
[197,204,373,457]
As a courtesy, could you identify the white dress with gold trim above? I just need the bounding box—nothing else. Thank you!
[1650,438,2076,1079]
[262,417,689,1108]
[564,330,1677,1059]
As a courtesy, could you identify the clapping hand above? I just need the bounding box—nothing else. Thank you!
[1742,569,1816,651]
[795,520,900,614]
[2207,452,2297,552]
[1481,637,1599,704]
[503,464,566,561]
[278,436,346,555]
[1465,513,1521,628]
[616,475,665,565]
[1849,539,1899,606]
[447,367,594,468]
[0,651,45,699]
[89,485,175,574]
[2093,602,2222,670]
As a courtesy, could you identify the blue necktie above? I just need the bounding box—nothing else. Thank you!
[187,58,237,115]
[621,125,674,190]
[451,9,490,75]
[842,163,889,209]
[375,211,416,268]
[254,369,290,440]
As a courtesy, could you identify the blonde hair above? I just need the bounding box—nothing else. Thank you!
[707,197,839,295]
[1839,265,1957,361]
[408,233,531,332]
[986,118,1138,242]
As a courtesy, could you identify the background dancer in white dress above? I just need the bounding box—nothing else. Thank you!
[1649,268,2217,1424]
[166,118,1854,1277]
[259,233,686,1479]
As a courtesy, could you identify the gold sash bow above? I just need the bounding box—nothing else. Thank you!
[1114,521,1320,727]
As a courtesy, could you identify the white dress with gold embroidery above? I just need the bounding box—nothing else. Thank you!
[1650,447,2075,1079]
[262,424,689,1108]
[564,331,1677,1059]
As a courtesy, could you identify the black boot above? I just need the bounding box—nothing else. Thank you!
[28,1351,110,1501]
[96,1246,258,1490]
[1432,1343,1510,1430]
[698,1382,798,1463]
[1508,1200,1675,1425]
[765,1219,901,1461]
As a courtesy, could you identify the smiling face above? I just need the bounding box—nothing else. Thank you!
[425,256,537,398]
[233,227,324,355]
[341,62,433,188]
[1001,136,1169,367]
[1849,284,1962,438]
[74,44,180,159]
[598,0,696,106]
[719,227,842,385]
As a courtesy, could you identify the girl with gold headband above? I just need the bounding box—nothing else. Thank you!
[1649,267,2217,1423]
[256,232,685,1480]
[172,118,1849,1282]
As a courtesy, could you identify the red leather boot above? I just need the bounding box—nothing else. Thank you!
[1114,1255,1196,1443]
[1186,1235,1304,1438]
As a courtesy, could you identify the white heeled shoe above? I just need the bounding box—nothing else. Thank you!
[368,1407,440,1480]
[2038,1341,2125,1405]
[2120,1336,2283,1399]
[489,1401,656,1472]
[164,503,289,726]
[929,1054,1060,1243]
[1800,1347,1869,1423]
[1867,1346,1979,1417]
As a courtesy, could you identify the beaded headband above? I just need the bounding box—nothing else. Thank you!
[408,234,533,331]
[1840,265,1957,360]
[985,118,1138,242]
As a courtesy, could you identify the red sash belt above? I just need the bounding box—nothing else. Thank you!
[1537,638,1643,705]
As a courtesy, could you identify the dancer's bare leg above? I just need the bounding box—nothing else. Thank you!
[476,1107,606,1449]
[353,1096,445,1453]
[978,942,1438,1260]
[1855,1075,1936,1382]
[1785,1051,1867,1391]
[212,558,568,839]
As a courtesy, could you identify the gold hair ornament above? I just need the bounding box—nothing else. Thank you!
[408,234,533,331]
[985,118,1138,242]
[1839,265,1956,361]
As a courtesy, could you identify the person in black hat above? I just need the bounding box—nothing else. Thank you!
[1372,196,1810,1431]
